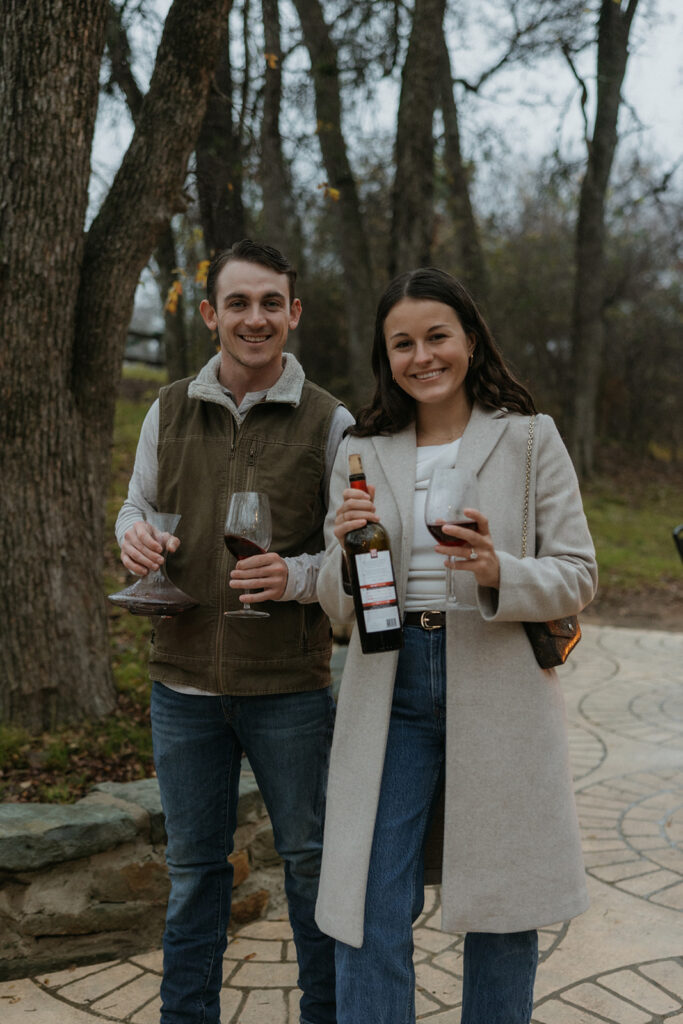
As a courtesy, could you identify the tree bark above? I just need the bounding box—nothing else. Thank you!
[196,6,246,254]
[291,0,376,404]
[388,0,446,276]
[259,0,306,356]
[569,0,640,477]
[437,30,490,308]
[260,1,305,256]
[1,0,111,731]
[106,1,189,383]
[156,228,191,383]
[1,0,231,731]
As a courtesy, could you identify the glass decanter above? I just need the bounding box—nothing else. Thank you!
[108,512,198,617]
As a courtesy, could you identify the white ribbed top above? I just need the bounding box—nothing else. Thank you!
[404,439,462,611]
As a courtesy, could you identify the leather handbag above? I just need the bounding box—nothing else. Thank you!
[522,416,581,669]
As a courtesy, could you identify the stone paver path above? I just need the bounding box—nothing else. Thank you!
[1,624,682,1023]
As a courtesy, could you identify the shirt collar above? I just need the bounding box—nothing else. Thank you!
[188,352,306,414]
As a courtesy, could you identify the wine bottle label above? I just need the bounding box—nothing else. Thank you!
[353,550,401,634]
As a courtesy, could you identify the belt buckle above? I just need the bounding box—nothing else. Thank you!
[420,610,440,631]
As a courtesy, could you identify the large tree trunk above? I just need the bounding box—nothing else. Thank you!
[291,0,376,405]
[569,0,640,477]
[437,31,490,308]
[1,0,231,731]
[259,0,306,356]
[196,9,246,254]
[106,2,189,383]
[1,0,111,731]
[389,0,446,276]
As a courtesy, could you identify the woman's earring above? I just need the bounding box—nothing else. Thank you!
[468,352,474,367]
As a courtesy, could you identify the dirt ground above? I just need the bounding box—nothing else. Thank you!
[581,579,683,633]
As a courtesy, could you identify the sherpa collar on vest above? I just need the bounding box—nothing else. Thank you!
[187,352,306,410]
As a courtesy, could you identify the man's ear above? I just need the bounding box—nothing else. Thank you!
[199,299,217,330]
[288,297,302,331]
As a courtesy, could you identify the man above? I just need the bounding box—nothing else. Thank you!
[116,239,352,1024]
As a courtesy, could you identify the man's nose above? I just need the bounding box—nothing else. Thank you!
[244,305,267,327]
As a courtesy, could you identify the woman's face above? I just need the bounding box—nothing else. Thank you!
[384,298,474,413]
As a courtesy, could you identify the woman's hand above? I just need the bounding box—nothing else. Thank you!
[333,484,379,544]
[433,507,500,590]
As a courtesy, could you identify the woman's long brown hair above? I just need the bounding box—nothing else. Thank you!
[351,268,536,437]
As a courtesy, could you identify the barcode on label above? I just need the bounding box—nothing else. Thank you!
[363,603,401,633]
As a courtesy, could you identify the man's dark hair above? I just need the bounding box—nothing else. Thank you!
[206,239,297,308]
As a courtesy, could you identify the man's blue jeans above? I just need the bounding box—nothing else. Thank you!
[335,625,538,1024]
[151,682,337,1024]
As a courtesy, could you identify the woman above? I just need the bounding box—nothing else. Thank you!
[314,268,597,1024]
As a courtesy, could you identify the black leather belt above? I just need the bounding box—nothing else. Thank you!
[403,610,446,630]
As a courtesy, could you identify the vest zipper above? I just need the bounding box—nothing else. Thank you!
[246,443,258,490]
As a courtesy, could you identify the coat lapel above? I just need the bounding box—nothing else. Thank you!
[456,404,508,477]
[370,424,416,530]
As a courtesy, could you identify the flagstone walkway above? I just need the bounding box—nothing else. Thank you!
[1,624,682,1023]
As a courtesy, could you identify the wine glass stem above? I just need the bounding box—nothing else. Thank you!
[446,558,458,607]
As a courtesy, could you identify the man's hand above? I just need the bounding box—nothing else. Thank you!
[229,552,289,602]
[121,520,180,576]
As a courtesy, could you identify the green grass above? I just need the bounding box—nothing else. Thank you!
[583,477,682,590]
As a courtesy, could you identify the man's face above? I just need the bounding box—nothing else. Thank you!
[200,260,301,390]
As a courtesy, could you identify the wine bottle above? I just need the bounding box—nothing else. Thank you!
[343,454,403,654]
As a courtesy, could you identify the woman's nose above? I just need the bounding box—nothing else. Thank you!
[413,341,432,364]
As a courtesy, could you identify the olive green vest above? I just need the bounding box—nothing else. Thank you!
[148,373,340,694]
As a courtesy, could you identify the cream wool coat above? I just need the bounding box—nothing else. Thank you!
[314,405,598,948]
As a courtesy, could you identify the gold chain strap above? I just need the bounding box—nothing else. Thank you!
[522,415,535,559]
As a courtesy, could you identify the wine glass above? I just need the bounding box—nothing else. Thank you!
[223,492,272,619]
[108,511,198,617]
[424,468,480,610]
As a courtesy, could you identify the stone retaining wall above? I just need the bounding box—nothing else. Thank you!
[0,774,280,981]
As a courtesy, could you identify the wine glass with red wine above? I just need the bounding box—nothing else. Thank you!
[108,511,198,617]
[424,467,480,610]
[223,492,272,619]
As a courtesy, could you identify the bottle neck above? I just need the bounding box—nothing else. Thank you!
[349,473,369,495]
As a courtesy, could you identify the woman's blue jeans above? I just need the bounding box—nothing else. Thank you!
[335,625,538,1024]
[151,682,337,1024]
